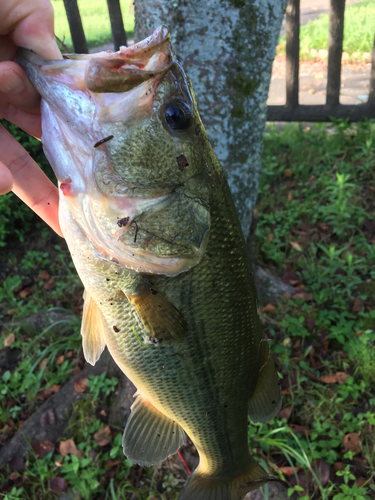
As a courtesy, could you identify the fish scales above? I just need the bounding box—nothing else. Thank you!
[18,26,282,500]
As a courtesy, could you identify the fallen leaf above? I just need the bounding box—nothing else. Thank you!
[43,278,55,290]
[9,472,19,480]
[37,384,60,401]
[19,287,33,299]
[352,298,363,313]
[262,303,276,313]
[306,315,316,331]
[57,355,65,365]
[283,169,293,177]
[59,439,85,458]
[342,433,361,454]
[333,462,345,472]
[4,333,15,347]
[282,271,300,285]
[278,406,292,420]
[308,174,316,186]
[39,270,50,280]
[315,73,324,79]
[50,478,67,494]
[66,350,73,359]
[355,477,367,487]
[6,308,17,315]
[94,425,112,447]
[104,459,119,467]
[287,191,293,202]
[282,337,291,347]
[317,222,329,231]
[33,440,55,458]
[281,389,291,395]
[55,459,63,467]
[289,424,312,436]
[293,292,313,301]
[279,466,300,476]
[267,232,274,242]
[308,88,315,95]
[39,357,48,370]
[336,372,350,385]
[74,377,89,393]
[319,372,349,384]
[290,241,302,252]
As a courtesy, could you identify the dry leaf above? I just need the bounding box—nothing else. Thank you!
[336,372,350,385]
[9,472,19,480]
[308,174,316,186]
[352,298,363,313]
[6,308,17,315]
[39,270,50,280]
[315,73,324,79]
[66,350,73,359]
[282,337,291,347]
[317,221,329,231]
[55,459,63,467]
[342,433,361,454]
[39,357,48,370]
[267,232,274,242]
[290,241,302,252]
[33,440,55,458]
[19,287,33,299]
[262,303,276,313]
[282,271,300,285]
[57,355,64,365]
[281,389,291,395]
[306,315,316,330]
[287,191,293,202]
[37,384,60,401]
[278,406,292,420]
[293,292,313,301]
[50,478,67,494]
[104,459,119,467]
[43,278,55,290]
[94,425,112,447]
[279,466,300,476]
[289,424,312,436]
[283,169,293,177]
[319,372,349,384]
[4,333,15,347]
[59,439,85,458]
[333,462,345,472]
[74,377,89,393]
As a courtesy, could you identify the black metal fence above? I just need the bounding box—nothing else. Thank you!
[62,0,375,122]
[267,0,375,122]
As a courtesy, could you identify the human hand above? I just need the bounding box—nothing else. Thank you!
[0,0,63,236]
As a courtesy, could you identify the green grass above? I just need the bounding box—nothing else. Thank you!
[51,0,135,51]
[279,0,375,59]
[0,120,374,498]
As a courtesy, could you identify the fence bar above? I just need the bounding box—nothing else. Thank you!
[285,0,300,108]
[62,0,88,53]
[106,0,127,50]
[368,36,375,104]
[267,104,375,122]
[326,0,345,106]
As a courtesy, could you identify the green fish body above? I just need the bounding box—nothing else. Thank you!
[18,27,281,500]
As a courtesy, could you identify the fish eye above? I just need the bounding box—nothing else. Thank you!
[163,102,191,130]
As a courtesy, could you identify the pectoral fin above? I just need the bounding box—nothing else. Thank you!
[81,290,106,366]
[123,394,185,466]
[126,289,188,342]
[248,339,282,423]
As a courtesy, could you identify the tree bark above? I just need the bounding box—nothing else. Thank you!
[106,0,128,50]
[134,0,287,236]
[62,0,88,54]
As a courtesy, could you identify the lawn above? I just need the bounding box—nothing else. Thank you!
[51,0,135,50]
[0,118,374,499]
[279,0,375,59]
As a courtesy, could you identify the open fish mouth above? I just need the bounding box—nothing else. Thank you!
[17,27,211,277]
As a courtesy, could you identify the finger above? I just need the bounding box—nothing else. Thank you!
[0,161,13,194]
[0,124,62,237]
[0,61,40,114]
[0,101,42,138]
[2,0,62,61]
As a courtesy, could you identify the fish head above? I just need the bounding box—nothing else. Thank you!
[17,27,212,276]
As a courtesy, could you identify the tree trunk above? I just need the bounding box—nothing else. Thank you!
[62,0,88,54]
[106,0,128,50]
[134,0,287,236]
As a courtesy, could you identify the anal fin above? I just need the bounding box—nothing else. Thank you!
[123,394,185,466]
[81,290,106,366]
[248,339,282,423]
[126,289,188,342]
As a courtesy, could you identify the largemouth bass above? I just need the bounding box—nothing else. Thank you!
[18,26,281,500]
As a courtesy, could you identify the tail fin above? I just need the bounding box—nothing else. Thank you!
[179,457,278,500]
